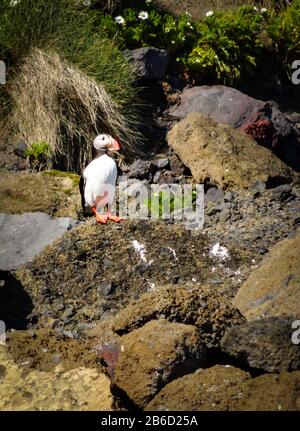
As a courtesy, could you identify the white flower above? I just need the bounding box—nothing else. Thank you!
[253,6,258,11]
[138,11,149,20]
[205,10,214,17]
[10,0,20,6]
[82,0,91,6]
[171,40,175,44]
[185,11,192,17]
[146,0,152,4]
[261,7,267,13]
[115,15,125,25]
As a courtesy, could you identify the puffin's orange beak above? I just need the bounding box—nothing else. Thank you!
[110,138,120,151]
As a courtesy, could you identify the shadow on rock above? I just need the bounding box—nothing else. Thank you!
[0,270,33,330]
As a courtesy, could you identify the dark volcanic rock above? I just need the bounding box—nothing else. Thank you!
[221,317,300,373]
[16,221,246,331]
[126,48,170,81]
[113,319,207,408]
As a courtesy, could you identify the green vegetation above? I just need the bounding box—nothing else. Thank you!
[24,141,51,170]
[145,189,197,218]
[42,170,80,187]
[99,0,300,85]
[0,0,141,171]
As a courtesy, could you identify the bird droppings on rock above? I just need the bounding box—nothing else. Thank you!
[15,220,248,332]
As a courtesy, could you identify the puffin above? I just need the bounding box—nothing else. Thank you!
[79,134,123,224]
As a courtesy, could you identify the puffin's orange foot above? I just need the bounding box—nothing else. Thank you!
[95,214,108,224]
[108,214,123,223]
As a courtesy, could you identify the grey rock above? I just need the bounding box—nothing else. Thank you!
[154,158,169,169]
[272,184,292,201]
[126,48,170,81]
[14,142,28,158]
[205,187,225,203]
[224,191,233,202]
[0,213,80,271]
[221,317,300,373]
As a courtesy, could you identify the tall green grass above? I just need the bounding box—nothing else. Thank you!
[0,0,139,131]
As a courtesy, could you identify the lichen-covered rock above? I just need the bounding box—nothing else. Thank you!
[146,365,300,411]
[146,365,250,411]
[221,317,300,373]
[112,284,244,348]
[16,220,245,331]
[0,345,113,411]
[233,229,300,320]
[113,319,207,408]
[233,371,300,411]
[167,112,292,189]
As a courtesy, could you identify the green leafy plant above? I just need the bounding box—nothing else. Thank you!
[25,140,51,170]
[267,0,300,78]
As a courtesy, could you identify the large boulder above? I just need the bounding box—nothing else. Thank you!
[167,112,292,189]
[16,220,245,332]
[169,85,299,169]
[0,212,80,271]
[0,345,113,410]
[233,229,300,320]
[126,48,170,81]
[221,317,300,373]
[146,364,300,411]
[113,319,207,408]
[146,365,250,411]
[112,284,244,348]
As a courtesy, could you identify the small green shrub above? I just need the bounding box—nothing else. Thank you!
[25,140,51,170]
[99,1,299,86]
[267,0,300,76]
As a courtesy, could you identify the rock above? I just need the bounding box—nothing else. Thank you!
[272,184,293,201]
[146,364,300,411]
[16,221,246,331]
[167,112,292,189]
[169,85,299,169]
[0,345,113,410]
[121,159,155,180]
[126,48,170,81]
[0,171,81,218]
[154,158,169,169]
[233,371,300,411]
[233,229,300,320]
[224,191,234,202]
[169,85,294,141]
[205,187,225,202]
[113,319,207,408]
[146,365,250,411]
[14,142,28,158]
[0,213,80,271]
[221,317,300,373]
[169,153,188,177]
[112,284,244,348]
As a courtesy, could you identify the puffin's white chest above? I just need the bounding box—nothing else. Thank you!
[83,154,118,207]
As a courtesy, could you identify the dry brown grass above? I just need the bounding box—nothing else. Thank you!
[7,48,140,172]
